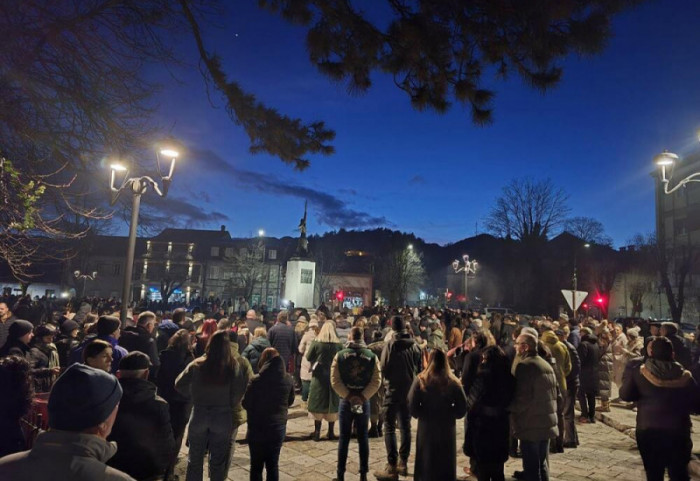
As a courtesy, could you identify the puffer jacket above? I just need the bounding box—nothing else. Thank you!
[509,354,558,441]
[620,358,700,432]
[380,333,423,404]
[598,342,613,399]
[242,337,271,374]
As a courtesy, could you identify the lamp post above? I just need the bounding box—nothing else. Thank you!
[654,150,700,194]
[110,143,180,326]
[452,254,478,307]
[74,270,97,298]
[572,243,590,320]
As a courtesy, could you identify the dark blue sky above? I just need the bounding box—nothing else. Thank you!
[143,0,700,246]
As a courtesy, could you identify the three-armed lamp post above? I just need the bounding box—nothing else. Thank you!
[74,270,98,298]
[110,143,180,326]
[452,254,478,307]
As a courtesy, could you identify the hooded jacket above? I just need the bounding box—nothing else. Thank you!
[242,336,271,374]
[620,358,700,432]
[541,330,572,392]
[0,431,134,480]
[242,356,295,440]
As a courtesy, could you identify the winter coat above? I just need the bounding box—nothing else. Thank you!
[379,333,423,405]
[367,340,386,417]
[305,340,343,414]
[563,339,581,391]
[568,326,581,349]
[2,340,56,391]
[268,322,297,367]
[107,377,176,480]
[27,342,60,393]
[242,356,295,442]
[427,328,447,351]
[408,378,467,481]
[598,342,613,399]
[509,354,558,442]
[156,348,195,405]
[156,320,180,353]
[335,319,351,345]
[541,331,572,392]
[620,357,700,433]
[55,334,79,368]
[667,334,692,369]
[577,334,600,394]
[611,333,629,387]
[298,330,316,381]
[0,430,135,480]
[242,337,271,374]
[120,326,161,379]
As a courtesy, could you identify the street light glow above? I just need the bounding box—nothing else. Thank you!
[110,163,127,171]
[654,151,677,166]
[258,229,265,237]
[160,148,180,158]
[408,244,413,250]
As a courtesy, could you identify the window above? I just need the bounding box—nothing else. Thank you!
[300,268,313,284]
[222,269,233,280]
[209,266,220,279]
[268,249,277,260]
[113,263,121,276]
[211,246,219,257]
[225,247,234,257]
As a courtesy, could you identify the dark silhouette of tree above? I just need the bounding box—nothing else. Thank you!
[564,217,612,246]
[486,177,570,243]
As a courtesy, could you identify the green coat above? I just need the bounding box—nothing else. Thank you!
[541,331,572,392]
[305,340,343,414]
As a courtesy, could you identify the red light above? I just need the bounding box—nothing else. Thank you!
[336,291,344,301]
[582,303,588,309]
[596,297,604,304]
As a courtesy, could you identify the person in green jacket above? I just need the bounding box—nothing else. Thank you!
[306,322,343,441]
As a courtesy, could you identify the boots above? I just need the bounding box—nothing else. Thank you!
[596,400,610,412]
[327,422,337,440]
[312,421,322,442]
[368,422,379,438]
[377,418,383,437]
[374,463,398,480]
[397,459,408,476]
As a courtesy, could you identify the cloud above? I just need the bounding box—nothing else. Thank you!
[409,175,426,185]
[143,194,230,227]
[187,148,390,229]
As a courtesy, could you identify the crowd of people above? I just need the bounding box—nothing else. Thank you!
[0,294,698,481]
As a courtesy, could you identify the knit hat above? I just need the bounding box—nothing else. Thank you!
[9,320,34,340]
[626,327,641,339]
[119,351,152,371]
[521,326,539,339]
[96,316,121,337]
[48,364,122,431]
[34,324,57,338]
[61,319,80,335]
[581,327,593,336]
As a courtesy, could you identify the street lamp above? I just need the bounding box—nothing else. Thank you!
[258,229,265,237]
[110,142,181,326]
[654,150,700,194]
[452,254,477,307]
[74,270,98,298]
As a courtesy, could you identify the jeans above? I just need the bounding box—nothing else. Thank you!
[383,401,411,465]
[186,405,235,481]
[520,439,549,481]
[249,425,286,481]
[636,429,691,481]
[337,399,370,477]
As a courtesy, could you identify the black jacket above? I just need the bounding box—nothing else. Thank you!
[563,339,581,389]
[380,333,422,404]
[242,356,295,441]
[107,377,176,480]
[119,326,161,378]
[156,348,195,405]
[268,322,297,366]
[55,334,79,368]
[577,334,600,394]
[620,357,700,433]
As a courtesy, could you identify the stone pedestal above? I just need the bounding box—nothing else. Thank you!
[284,258,316,309]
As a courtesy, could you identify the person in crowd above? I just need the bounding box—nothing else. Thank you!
[242,327,271,375]
[330,327,382,481]
[268,310,297,374]
[305,321,343,441]
[367,330,386,438]
[556,328,581,448]
[227,329,255,459]
[620,336,700,481]
[55,319,80,368]
[194,319,218,357]
[83,339,115,373]
[70,315,127,374]
[1,320,60,385]
[0,302,18,351]
[540,323,571,453]
[299,319,320,406]
[28,324,60,392]
[577,327,600,423]
[119,311,161,380]
[408,349,468,481]
[157,329,195,481]
[175,330,251,481]
[611,323,629,396]
[0,356,34,458]
[660,322,692,369]
[243,348,295,481]
[156,313,181,353]
[108,352,176,481]
[0,363,131,480]
[509,333,558,481]
[375,316,423,480]
[597,327,614,412]
[335,314,351,345]
[567,319,581,349]
[463,345,514,481]
[245,309,263,333]
[293,315,309,389]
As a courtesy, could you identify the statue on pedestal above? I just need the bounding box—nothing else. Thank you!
[296,201,310,257]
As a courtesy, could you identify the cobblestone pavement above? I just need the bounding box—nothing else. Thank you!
[176,399,650,481]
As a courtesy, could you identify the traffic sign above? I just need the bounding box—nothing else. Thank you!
[561,289,588,311]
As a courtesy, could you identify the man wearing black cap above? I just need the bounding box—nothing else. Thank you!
[107,352,176,481]
[69,316,128,374]
[0,363,133,480]
[620,336,700,481]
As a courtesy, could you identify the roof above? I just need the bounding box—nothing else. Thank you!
[151,228,232,244]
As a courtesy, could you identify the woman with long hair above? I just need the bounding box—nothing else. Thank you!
[305,321,343,441]
[157,329,196,480]
[242,348,295,481]
[195,319,218,357]
[408,349,468,481]
[175,330,251,481]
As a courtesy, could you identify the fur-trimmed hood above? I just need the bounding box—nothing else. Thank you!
[640,359,693,388]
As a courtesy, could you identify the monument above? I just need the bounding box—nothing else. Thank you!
[284,201,316,308]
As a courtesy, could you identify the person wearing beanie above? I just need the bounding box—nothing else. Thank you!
[69,316,128,374]
[28,324,60,393]
[331,327,382,481]
[0,363,133,480]
[107,352,176,481]
[0,320,34,358]
[620,336,700,481]
[55,319,80,368]
[375,316,422,479]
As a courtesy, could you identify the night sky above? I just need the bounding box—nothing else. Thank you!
[133,0,700,247]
